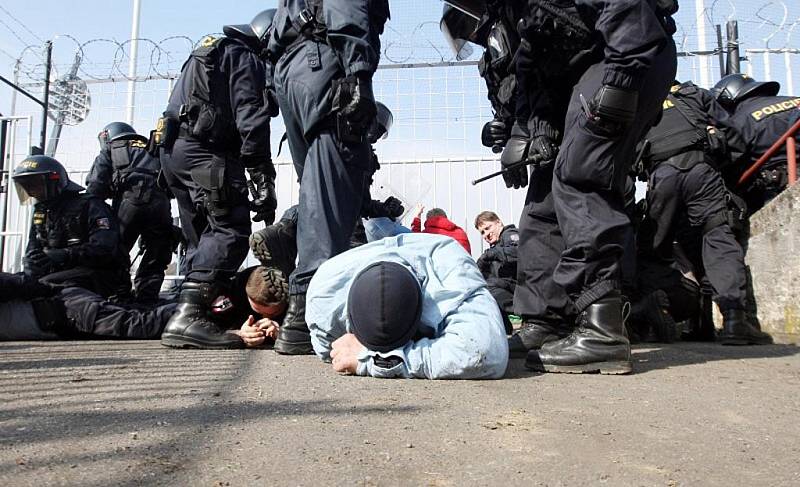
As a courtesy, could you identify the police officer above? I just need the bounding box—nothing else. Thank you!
[86,122,174,303]
[713,74,799,214]
[157,9,279,349]
[442,1,525,152]
[12,155,131,298]
[502,0,678,374]
[638,81,771,345]
[266,0,390,354]
[474,211,519,335]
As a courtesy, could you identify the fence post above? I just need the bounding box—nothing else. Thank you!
[726,20,740,75]
[716,24,725,79]
[40,41,52,152]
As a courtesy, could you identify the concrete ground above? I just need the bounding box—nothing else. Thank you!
[1,340,798,486]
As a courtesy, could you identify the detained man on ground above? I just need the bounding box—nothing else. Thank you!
[305,233,509,379]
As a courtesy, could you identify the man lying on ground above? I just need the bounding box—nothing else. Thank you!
[305,233,509,379]
[0,266,286,347]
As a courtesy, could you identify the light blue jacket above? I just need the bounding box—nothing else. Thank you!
[306,233,509,379]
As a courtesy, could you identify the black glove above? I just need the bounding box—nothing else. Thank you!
[584,84,639,137]
[43,248,71,266]
[500,123,532,189]
[246,163,278,224]
[364,196,405,220]
[341,74,377,131]
[24,248,51,277]
[530,134,559,166]
[481,119,511,152]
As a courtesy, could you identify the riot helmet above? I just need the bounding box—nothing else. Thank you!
[223,9,277,48]
[98,121,146,151]
[440,5,479,61]
[367,102,394,144]
[712,74,780,110]
[443,0,486,20]
[12,155,83,204]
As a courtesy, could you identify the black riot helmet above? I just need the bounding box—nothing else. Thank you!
[712,74,780,110]
[223,9,277,48]
[367,102,394,144]
[440,5,480,60]
[98,121,146,151]
[12,155,83,204]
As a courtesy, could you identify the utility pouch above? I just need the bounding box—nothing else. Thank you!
[331,77,367,143]
[148,116,179,155]
[725,192,747,234]
[336,113,364,144]
[191,156,229,217]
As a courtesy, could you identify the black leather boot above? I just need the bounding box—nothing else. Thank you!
[526,291,632,374]
[249,219,297,278]
[507,321,570,358]
[631,290,676,343]
[719,308,773,345]
[274,293,314,355]
[160,281,243,349]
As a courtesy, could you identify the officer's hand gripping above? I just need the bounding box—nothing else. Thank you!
[24,248,51,277]
[246,163,278,225]
[340,74,377,133]
[364,196,405,220]
[481,119,511,153]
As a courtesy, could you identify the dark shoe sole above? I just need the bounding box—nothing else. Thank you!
[274,339,315,355]
[719,335,773,346]
[257,267,289,305]
[249,228,296,276]
[160,333,244,350]
[526,359,633,375]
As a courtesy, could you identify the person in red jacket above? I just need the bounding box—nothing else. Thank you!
[411,205,471,254]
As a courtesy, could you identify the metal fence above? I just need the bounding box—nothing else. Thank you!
[2,0,800,280]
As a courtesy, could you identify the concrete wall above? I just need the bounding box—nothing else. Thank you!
[747,182,800,344]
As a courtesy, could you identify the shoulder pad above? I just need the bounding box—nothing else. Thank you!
[192,35,229,57]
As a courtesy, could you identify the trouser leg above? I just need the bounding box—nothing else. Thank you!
[133,192,174,301]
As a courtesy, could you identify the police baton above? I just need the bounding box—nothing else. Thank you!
[471,154,544,185]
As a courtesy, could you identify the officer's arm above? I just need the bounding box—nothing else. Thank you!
[322,0,389,76]
[498,229,519,265]
[515,42,559,137]
[226,48,271,162]
[69,199,120,267]
[700,89,750,159]
[577,0,668,91]
[85,152,114,200]
[358,289,509,379]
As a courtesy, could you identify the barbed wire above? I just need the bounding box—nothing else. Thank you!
[4,0,800,86]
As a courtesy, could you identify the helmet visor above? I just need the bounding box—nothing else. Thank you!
[440,6,478,60]
[13,174,48,205]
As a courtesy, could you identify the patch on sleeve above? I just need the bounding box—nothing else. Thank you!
[95,217,111,230]
[510,234,519,242]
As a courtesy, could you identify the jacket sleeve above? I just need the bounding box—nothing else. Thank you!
[225,45,272,162]
[698,88,749,160]
[411,217,422,233]
[358,288,509,379]
[322,0,389,76]
[575,0,668,90]
[68,198,121,268]
[84,152,114,199]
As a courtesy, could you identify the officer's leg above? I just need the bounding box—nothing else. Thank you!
[60,287,176,339]
[159,139,244,349]
[509,167,573,357]
[682,163,771,345]
[528,43,676,374]
[134,191,174,302]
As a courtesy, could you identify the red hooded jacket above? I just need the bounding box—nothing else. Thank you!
[411,216,472,254]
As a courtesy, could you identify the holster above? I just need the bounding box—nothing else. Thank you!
[191,155,230,217]
[147,116,179,155]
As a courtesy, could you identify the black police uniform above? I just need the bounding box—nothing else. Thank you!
[510,0,677,372]
[161,35,273,286]
[477,224,519,334]
[727,94,800,213]
[266,0,389,353]
[25,191,131,298]
[86,138,174,301]
[643,82,749,311]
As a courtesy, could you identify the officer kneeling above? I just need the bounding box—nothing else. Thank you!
[13,155,131,298]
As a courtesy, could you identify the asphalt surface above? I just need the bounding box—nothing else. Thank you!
[1,340,799,486]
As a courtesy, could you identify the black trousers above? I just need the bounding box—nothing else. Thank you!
[487,277,515,334]
[647,162,748,311]
[161,138,251,285]
[273,39,370,294]
[116,189,174,300]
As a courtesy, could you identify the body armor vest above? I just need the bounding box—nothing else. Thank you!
[645,84,707,170]
[33,195,90,250]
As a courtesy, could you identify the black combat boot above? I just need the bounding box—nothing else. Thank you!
[719,308,773,345]
[160,281,243,349]
[630,290,676,343]
[681,292,717,342]
[249,218,297,278]
[274,293,314,355]
[507,321,570,358]
[525,291,632,374]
